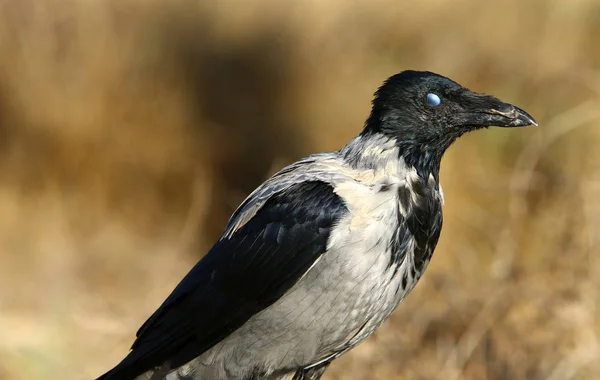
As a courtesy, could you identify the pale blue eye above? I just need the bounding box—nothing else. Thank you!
[426,93,441,107]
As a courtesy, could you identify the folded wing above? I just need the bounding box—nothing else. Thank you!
[97,180,348,380]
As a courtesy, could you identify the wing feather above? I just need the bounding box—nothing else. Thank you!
[97,179,348,380]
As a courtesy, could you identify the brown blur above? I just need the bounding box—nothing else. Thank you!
[0,0,599,379]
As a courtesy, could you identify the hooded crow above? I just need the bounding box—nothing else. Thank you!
[98,70,536,380]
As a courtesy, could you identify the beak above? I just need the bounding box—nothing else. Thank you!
[458,92,538,128]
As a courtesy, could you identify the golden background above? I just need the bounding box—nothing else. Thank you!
[1,0,599,379]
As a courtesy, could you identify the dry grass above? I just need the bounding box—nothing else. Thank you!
[0,0,599,379]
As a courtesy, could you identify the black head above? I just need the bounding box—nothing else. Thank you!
[364,70,536,176]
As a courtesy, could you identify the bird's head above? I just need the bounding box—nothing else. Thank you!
[363,70,536,176]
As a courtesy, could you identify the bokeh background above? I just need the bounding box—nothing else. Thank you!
[1,0,599,379]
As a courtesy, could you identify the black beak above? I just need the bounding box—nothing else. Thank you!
[458,92,538,128]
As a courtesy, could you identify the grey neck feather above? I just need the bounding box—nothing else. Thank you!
[340,132,401,172]
[341,129,446,182]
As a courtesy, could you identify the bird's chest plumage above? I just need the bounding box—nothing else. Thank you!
[332,169,443,276]
[315,170,443,351]
[392,173,444,274]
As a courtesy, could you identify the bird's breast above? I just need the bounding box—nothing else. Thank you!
[323,170,444,335]
[330,170,443,273]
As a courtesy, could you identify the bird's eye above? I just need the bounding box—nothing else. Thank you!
[426,93,441,107]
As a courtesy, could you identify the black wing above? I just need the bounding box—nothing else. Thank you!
[98,180,348,380]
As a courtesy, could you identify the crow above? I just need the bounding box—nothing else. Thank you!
[98,70,536,380]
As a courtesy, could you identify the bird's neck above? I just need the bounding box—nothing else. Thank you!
[341,130,443,182]
[395,139,444,182]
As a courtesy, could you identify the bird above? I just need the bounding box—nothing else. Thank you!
[98,70,536,380]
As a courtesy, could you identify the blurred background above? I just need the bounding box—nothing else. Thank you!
[0,0,599,379]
